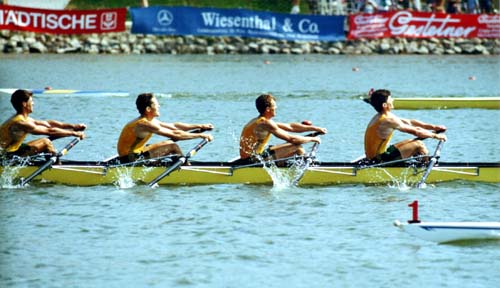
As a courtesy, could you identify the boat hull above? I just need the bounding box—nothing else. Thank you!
[1,162,499,186]
[393,97,500,110]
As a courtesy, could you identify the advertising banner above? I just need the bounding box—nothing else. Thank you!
[348,11,500,39]
[130,6,346,41]
[0,4,126,34]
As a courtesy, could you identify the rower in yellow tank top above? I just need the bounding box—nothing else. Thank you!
[116,93,213,163]
[0,114,29,153]
[236,94,326,164]
[364,114,394,160]
[0,89,86,157]
[363,89,447,163]
[117,117,153,157]
[239,116,272,159]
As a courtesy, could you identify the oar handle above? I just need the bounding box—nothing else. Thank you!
[305,131,324,137]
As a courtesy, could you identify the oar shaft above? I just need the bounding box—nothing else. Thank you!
[293,139,321,186]
[19,137,81,187]
[417,140,444,188]
[147,139,209,187]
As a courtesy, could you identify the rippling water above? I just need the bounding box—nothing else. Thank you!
[1,54,499,287]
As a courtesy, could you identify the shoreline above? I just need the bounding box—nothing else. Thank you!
[1,30,499,55]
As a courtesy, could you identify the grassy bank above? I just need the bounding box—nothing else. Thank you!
[67,0,303,13]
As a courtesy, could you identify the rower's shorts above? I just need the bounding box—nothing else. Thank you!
[119,151,150,164]
[375,145,402,163]
[258,146,276,160]
[233,146,276,165]
[4,144,33,157]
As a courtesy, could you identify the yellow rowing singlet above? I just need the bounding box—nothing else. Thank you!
[117,117,153,157]
[364,114,394,160]
[0,114,28,153]
[239,116,272,159]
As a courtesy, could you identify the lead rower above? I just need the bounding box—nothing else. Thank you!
[364,89,447,163]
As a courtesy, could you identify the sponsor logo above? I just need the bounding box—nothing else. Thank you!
[354,14,388,25]
[477,15,500,24]
[157,9,173,26]
[101,12,117,30]
[388,11,476,37]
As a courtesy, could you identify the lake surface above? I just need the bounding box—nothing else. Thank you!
[1,54,499,287]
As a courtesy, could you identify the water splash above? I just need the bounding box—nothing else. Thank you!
[378,167,412,191]
[0,165,22,189]
[258,156,308,190]
[1,157,32,189]
[113,167,136,189]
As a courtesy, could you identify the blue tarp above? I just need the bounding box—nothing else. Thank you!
[130,6,346,41]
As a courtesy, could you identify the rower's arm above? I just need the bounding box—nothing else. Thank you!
[170,122,214,131]
[141,121,213,142]
[269,122,320,144]
[277,122,327,134]
[405,118,447,132]
[34,119,86,131]
[20,121,85,139]
[392,118,445,140]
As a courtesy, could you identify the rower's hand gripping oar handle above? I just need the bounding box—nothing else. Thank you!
[147,138,210,187]
[19,137,81,187]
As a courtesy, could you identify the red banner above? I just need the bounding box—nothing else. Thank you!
[0,4,126,34]
[348,11,500,39]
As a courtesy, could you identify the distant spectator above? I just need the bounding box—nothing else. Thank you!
[446,0,463,13]
[479,0,493,13]
[466,0,479,13]
[291,0,301,13]
[434,0,446,12]
[307,0,320,14]
[377,0,393,11]
[356,0,379,13]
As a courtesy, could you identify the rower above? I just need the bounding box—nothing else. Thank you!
[117,93,213,163]
[0,89,86,159]
[363,89,447,163]
[235,93,327,165]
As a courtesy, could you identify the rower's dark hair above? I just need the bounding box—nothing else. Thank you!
[366,89,391,112]
[256,93,275,115]
[11,89,33,113]
[136,93,154,115]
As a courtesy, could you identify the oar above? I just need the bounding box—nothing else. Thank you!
[19,137,81,187]
[147,138,209,187]
[416,139,445,188]
[292,140,320,186]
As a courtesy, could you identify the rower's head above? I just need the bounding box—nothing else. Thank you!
[11,89,34,114]
[136,93,160,117]
[256,94,277,117]
[366,89,392,112]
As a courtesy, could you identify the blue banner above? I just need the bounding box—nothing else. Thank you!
[130,6,345,41]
